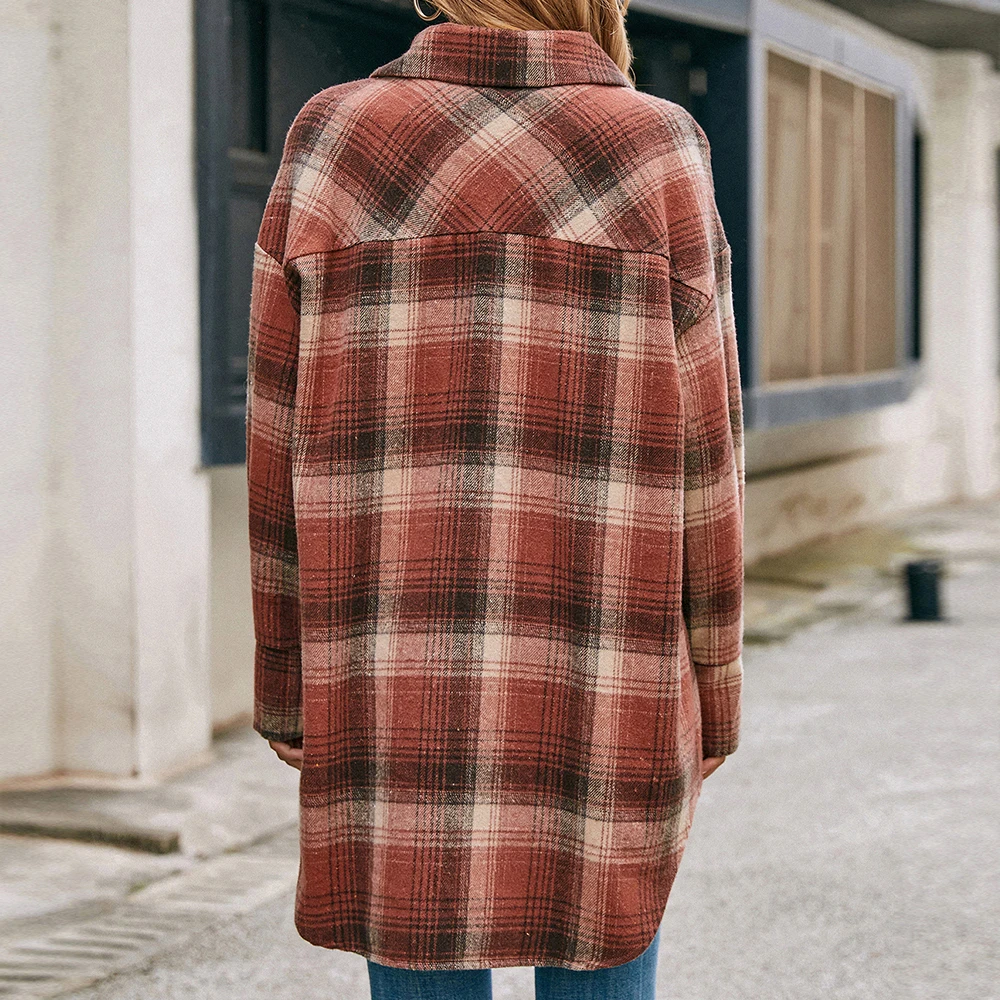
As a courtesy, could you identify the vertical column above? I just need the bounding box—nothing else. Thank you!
[0,0,211,782]
[926,52,1000,500]
[44,0,211,779]
[49,0,139,776]
[128,0,212,776]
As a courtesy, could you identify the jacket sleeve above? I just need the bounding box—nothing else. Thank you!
[668,112,746,759]
[245,91,327,744]
[246,238,302,744]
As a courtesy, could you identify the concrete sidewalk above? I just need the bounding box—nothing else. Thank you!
[0,494,996,998]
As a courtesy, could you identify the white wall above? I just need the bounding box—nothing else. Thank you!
[0,3,56,780]
[926,51,1000,499]
[48,0,140,777]
[0,0,212,782]
[127,0,212,777]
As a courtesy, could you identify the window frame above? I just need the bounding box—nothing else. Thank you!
[196,0,233,467]
[745,1,926,429]
[629,0,750,33]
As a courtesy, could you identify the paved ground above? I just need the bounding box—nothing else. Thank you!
[2,496,997,999]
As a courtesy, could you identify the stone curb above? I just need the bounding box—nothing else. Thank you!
[0,814,181,856]
[0,729,299,859]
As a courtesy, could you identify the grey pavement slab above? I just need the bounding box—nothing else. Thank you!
[659,556,999,1000]
[53,545,999,1000]
[0,843,300,997]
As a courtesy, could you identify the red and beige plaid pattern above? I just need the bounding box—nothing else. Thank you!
[247,21,744,972]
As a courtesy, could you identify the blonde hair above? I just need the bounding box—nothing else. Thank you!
[429,0,636,87]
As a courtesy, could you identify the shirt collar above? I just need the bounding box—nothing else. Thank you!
[369,21,632,89]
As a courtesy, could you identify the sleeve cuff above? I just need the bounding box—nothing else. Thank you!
[253,642,303,743]
[694,655,742,757]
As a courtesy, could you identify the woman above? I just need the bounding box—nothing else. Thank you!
[246,0,745,996]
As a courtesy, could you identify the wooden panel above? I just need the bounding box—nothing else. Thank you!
[807,64,821,378]
[864,89,897,371]
[765,52,811,382]
[819,70,856,376]
[852,85,867,373]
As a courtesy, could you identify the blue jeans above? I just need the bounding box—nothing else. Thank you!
[367,924,661,1000]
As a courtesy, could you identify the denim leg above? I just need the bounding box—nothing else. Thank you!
[366,960,493,1000]
[534,925,662,1000]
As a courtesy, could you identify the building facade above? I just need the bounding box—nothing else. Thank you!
[2,0,998,782]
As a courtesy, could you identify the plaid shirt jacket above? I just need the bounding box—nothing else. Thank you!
[247,21,744,972]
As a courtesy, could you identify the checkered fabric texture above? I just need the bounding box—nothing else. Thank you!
[247,21,744,972]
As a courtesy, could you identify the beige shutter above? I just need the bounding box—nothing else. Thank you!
[864,90,898,372]
[764,53,812,382]
[819,70,857,376]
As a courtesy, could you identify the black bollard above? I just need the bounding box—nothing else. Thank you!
[904,558,945,621]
